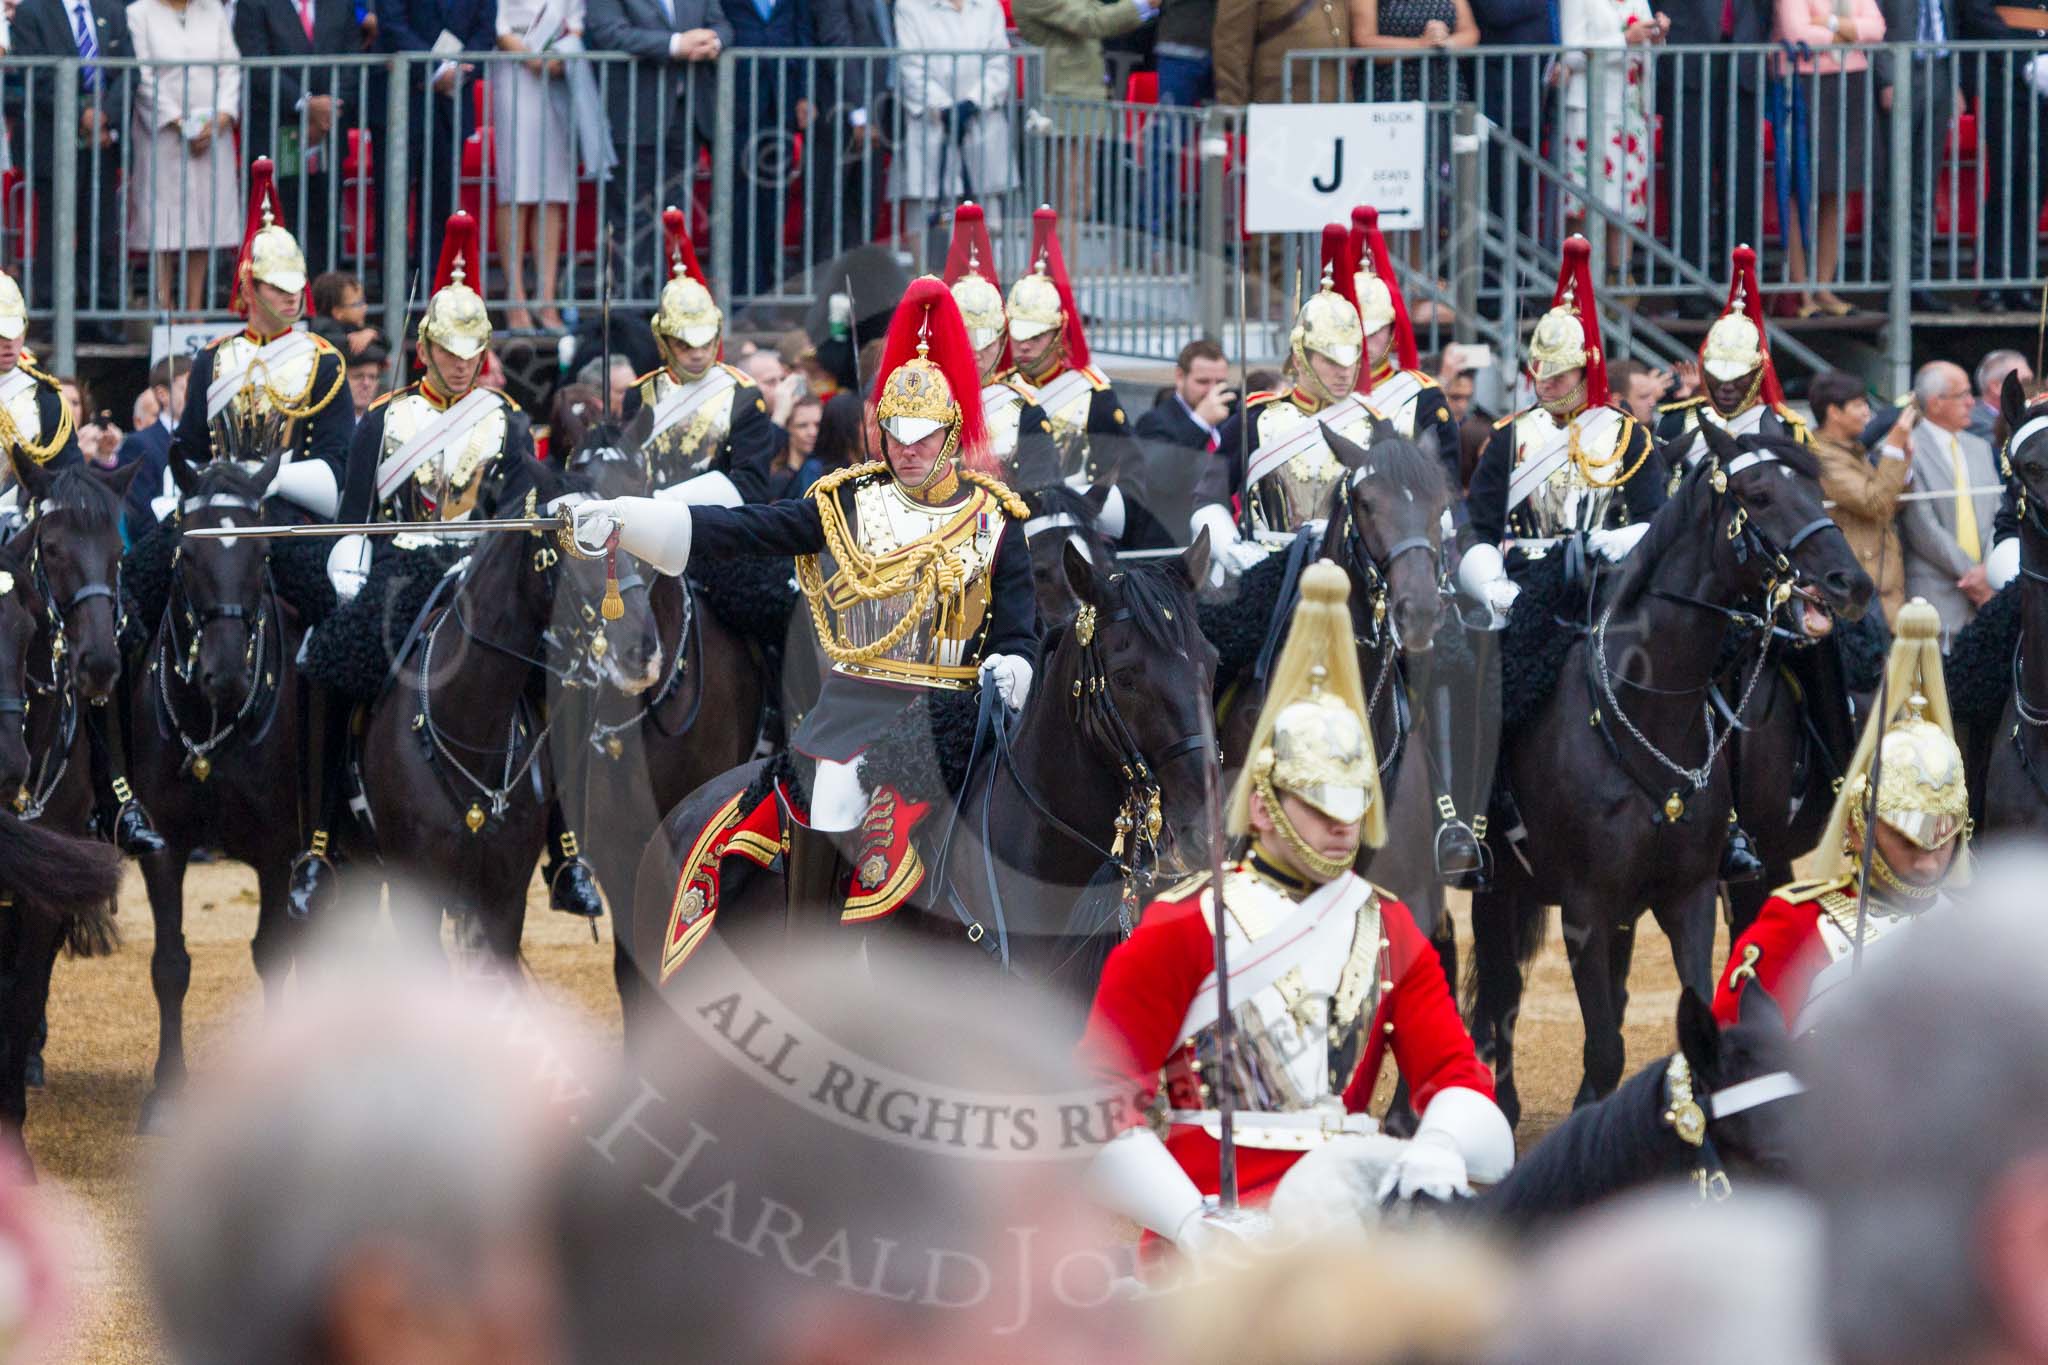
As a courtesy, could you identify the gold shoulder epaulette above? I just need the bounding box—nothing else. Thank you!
[202,332,235,352]
[807,461,887,501]
[1771,875,1854,906]
[367,388,402,412]
[1158,869,1212,902]
[1492,410,1516,430]
[1246,389,1284,407]
[306,330,341,357]
[1409,369,1442,390]
[499,389,522,412]
[721,361,758,388]
[18,358,59,387]
[1082,365,1111,391]
[1657,396,1705,414]
[633,366,665,388]
[958,468,1030,520]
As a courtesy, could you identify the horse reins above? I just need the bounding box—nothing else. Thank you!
[153,495,285,780]
[12,514,120,821]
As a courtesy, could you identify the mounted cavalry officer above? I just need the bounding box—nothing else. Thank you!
[1345,205,1460,494]
[1656,245,1809,470]
[568,277,1037,924]
[296,212,596,919]
[1713,598,1968,1030]
[1002,209,1137,491]
[1980,380,2048,593]
[941,201,1060,492]
[1194,225,1373,566]
[1459,235,1663,623]
[620,209,778,507]
[162,157,352,528]
[1080,562,1511,1250]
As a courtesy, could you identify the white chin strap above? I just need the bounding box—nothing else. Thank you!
[1707,1070,1805,1119]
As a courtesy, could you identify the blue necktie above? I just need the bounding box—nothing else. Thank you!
[73,1,100,92]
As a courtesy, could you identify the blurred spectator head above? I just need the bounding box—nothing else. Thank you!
[742,349,789,409]
[814,391,869,470]
[548,384,605,454]
[167,368,189,425]
[132,388,161,432]
[575,355,638,419]
[1974,348,2033,402]
[787,395,823,460]
[1160,1232,1508,1365]
[1607,358,1652,425]
[1802,849,2048,1365]
[1809,370,1871,444]
[312,271,368,327]
[1246,368,1282,396]
[1174,339,1229,409]
[56,378,82,426]
[857,339,887,391]
[145,942,598,1365]
[347,341,390,418]
[1431,345,1483,423]
[547,942,1141,1365]
[1913,360,1973,434]
[1490,1190,1826,1365]
[1458,412,1492,492]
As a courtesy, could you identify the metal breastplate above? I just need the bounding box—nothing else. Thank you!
[817,479,1003,688]
[1040,370,1098,482]
[1250,398,1369,535]
[642,370,735,490]
[1180,866,1385,1112]
[208,332,324,462]
[1511,408,1631,540]
[379,389,510,522]
[983,381,1026,475]
[0,373,45,459]
[1367,371,1425,438]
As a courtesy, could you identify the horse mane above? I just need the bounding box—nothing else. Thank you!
[1354,426,1448,506]
[191,458,273,503]
[1105,557,1197,655]
[1482,1054,1679,1234]
[43,467,120,532]
[1740,430,1822,481]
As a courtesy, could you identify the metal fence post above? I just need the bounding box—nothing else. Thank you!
[1887,46,1913,397]
[382,56,411,387]
[52,71,79,374]
[1452,100,1480,343]
[1198,106,1228,345]
[712,50,736,310]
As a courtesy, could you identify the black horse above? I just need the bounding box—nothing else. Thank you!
[125,451,316,1134]
[1470,422,1870,1123]
[630,537,1218,1020]
[1482,984,1801,1234]
[349,463,662,964]
[0,453,139,1175]
[1977,377,2048,837]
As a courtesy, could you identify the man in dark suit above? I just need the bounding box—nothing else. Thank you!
[120,361,185,542]
[7,0,134,339]
[234,0,367,281]
[1654,0,1771,311]
[587,0,733,299]
[369,0,494,290]
[724,0,824,300]
[1467,0,1552,313]
[1873,0,1959,310]
[1956,0,2048,308]
[1133,338,1232,544]
[804,0,887,275]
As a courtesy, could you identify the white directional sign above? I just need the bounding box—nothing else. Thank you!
[1243,102,1429,234]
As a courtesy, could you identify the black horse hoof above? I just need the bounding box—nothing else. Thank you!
[550,858,606,918]
[287,853,337,921]
[136,1089,178,1137]
[1719,824,1765,884]
[114,801,166,856]
[23,1052,43,1092]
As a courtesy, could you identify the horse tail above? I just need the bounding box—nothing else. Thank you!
[0,812,124,958]
[1514,898,1548,966]
[1460,896,1547,1016]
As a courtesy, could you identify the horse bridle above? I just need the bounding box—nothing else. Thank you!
[1663,1052,1805,1202]
[156,494,285,774]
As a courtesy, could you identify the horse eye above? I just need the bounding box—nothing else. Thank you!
[1112,668,1138,691]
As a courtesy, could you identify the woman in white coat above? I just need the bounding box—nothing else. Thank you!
[1553,0,1667,289]
[891,0,1015,246]
[128,0,241,312]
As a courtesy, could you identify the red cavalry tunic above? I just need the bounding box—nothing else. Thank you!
[1712,876,1865,1026]
[1079,864,1494,1203]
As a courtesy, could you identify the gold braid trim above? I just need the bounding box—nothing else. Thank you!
[795,464,973,667]
[1569,417,1651,490]
[957,468,1030,520]
[0,377,73,465]
[236,346,347,422]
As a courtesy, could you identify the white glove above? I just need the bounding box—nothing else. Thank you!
[1173,1199,1275,1258]
[1190,504,1267,583]
[1988,535,2021,593]
[1587,523,1650,562]
[266,458,340,520]
[1455,541,1519,627]
[326,534,370,602]
[571,496,696,576]
[1375,1130,1472,1203]
[979,653,1033,711]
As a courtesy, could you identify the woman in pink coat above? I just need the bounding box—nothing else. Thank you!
[1774,0,1885,316]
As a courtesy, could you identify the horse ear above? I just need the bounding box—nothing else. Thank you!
[1062,537,1097,606]
[250,450,286,502]
[168,449,201,498]
[99,457,148,500]
[1736,978,1787,1037]
[6,446,50,504]
[2003,370,2032,438]
[1180,525,1212,590]
[1677,986,1721,1078]
[1697,416,1741,465]
[1322,421,1371,471]
[1414,426,1442,473]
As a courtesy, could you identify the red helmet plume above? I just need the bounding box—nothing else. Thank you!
[662,205,710,287]
[872,277,993,474]
[231,156,304,314]
[1350,205,1420,375]
[942,202,1001,293]
[1322,223,1355,311]
[1026,206,1088,372]
[1705,244,1784,407]
[433,211,481,293]
[1537,235,1607,402]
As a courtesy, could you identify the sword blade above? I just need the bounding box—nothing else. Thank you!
[182,516,566,541]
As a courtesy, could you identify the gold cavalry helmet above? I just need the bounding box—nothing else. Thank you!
[943,202,1006,351]
[0,270,24,343]
[418,211,490,361]
[1007,262,1062,343]
[233,157,307,309]
[1293,225,1365,372]
[1702,313,1766,384]
[952,272,1005,353]
[1816,598,1971,887]
[654,206,722,349]
[1228,561,1387,864]
[1527,309,1588,381]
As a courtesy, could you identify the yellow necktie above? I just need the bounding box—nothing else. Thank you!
[1952,436,1981,562]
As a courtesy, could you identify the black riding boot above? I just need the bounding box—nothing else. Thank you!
[1423,679,1486,888]
[545,812,606,919]
[1719,812,1764,884]
[785,823,847,930]
[288,684,345,919]
[85,700,163,854]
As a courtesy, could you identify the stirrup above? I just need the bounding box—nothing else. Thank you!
[111,791,166,856]
[287,843,338,921]
[1719,819,1764,884]
[1434,819,1490,890]
[549,856,606,919]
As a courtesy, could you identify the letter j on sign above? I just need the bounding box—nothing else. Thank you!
[1243,103,1429,234]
